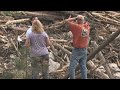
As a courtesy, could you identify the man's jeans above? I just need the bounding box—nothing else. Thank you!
[69,48,87,79]
[31,54,49,79]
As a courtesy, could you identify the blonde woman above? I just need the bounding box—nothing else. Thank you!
[25,20,54,79]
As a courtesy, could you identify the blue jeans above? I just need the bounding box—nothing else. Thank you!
[31,54,49,79]
[69,48,87,79]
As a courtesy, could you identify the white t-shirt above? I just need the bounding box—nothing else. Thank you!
[26,26,32,38]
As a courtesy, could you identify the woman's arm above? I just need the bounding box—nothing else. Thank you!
[46,37,55,51]
[65,17,77,23]
[25,38,30,48]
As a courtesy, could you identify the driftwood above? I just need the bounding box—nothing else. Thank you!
[7,26,28,32]
[87,29,120,61]
[112,48,120,53]
[0,31,3,35]
[0,20,7,23]
[50,39,68,43]
[85,11,105,26]
[53,43,71,56]
[44,20,65,30]
[24,11,62,20]
[85,11,120,27]
[12,11,62,22]
[56,64,69,72]
[9,38,21,56]
[51,50,67,65]
[105,11,120,17]
[63,29,120,79]
[63,45,73,51]
[92,12,120,25]
[87,60,109,79]
[91,41,114,79]
[5,18,29,25]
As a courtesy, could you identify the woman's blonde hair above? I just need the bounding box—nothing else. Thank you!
[32,20,44,33]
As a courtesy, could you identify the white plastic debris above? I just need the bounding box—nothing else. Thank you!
[10,54,16,59]
[17,36,22,42]
[49,52,60,73]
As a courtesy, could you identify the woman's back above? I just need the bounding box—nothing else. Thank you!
[28,31,49,57]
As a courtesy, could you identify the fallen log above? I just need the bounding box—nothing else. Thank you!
[105,11,119,15]
[91,41,114,79]
[63,45,73,51]
[0,20,7,23]
[24,11,62,20]
[5,18,29,25]
[53,43,71,56]
[87,29,120,61]
[50,50,67,65]
[112,48,120,53]
[63,29,120,79]
[12,11,62,21]
[56,64,69,72]
[85,11,105,26]
[92,12,120,24]
[50,39,68,43]
[8,38,21,56]
[7,26,28,32]
[0,31,3,35]
[87,60,109,79]
[85,11,120,27]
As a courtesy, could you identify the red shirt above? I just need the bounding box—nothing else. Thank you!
[68,21,90,48]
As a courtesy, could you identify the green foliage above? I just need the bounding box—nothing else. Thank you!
[15,46,27,70]
[14,57,26,70]
[2,71,14,79]
[14,70,26,79]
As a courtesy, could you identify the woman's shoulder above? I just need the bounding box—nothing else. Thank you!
[41,31,47,35]
[41,31,48,37]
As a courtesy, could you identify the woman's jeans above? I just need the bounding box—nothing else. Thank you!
[69,48,87,79]
[31,54,49,79]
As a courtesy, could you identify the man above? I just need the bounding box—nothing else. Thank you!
[65,15,90,79]
[26,16,38,37]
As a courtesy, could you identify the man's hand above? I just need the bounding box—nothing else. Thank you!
[65,16,77,22]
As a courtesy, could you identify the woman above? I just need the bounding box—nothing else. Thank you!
[25,20,54,79]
